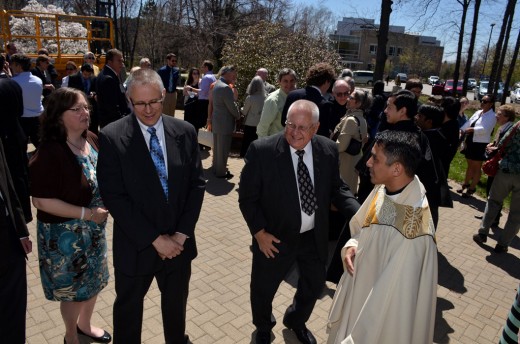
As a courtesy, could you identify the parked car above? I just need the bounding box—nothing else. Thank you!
[432,82,445,95]
[444,79,463,96]
[474,81,505,101]
[352,70,374,85]
[428,76,439,85]
[510,88,520,104]
[396,73,408,83]
[467,78,477,89]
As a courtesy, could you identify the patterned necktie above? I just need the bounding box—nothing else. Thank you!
[295,150,317,216]
[147,127,168,199]
[168,68,174,93]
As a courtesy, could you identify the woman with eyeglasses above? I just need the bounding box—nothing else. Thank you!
[458,94,497,197]
[61,61,77,88]
[183,67,202,131]
[331,89,371,195]
[29,88,111,344]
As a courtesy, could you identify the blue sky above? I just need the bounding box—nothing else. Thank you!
[293,0,519,62]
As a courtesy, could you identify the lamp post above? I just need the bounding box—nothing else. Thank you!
[481,23,496,79]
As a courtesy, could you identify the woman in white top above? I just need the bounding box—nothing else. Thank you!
[240,76,266,157]
[458,94,497,197]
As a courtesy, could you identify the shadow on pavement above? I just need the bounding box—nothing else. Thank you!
[437,252,467,294]
[203,167,236,196]
[434,297,455,343]
[451,190,487,213]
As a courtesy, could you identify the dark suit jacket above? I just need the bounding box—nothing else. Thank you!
[280,86,333,137]
[238,133,359,263]
[97,114,206,276]
[0,140,29,275]
[30,67,53,98]
[95,65,130,127]
[68,71,95,94]
[0,78,31,222]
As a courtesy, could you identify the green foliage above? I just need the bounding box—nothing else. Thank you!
[221,21,341,103]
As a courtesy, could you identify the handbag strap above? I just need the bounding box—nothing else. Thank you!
[350,115,362,141]
[496,121,520,158]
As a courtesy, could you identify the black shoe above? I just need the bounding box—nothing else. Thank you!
[291,327,317,344]
[474,214,483,220]
[462,188,476,198]
[77,326,112,343]
[216,171,233,179]
[472,233,487,243]
[494,244,508,253]
[255,330,271,344]
[457,183,470,193]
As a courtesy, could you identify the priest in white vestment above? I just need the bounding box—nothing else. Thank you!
[327,130,438,344]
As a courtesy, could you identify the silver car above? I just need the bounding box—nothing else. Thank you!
[510,88,520,104]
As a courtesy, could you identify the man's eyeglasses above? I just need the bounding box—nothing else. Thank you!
[68,105,90,114]
[131,98,163,110]
[481,100,492,104]
[66,68,76,71]
[86,56,95,60]
[285,121,315,133]
[334,92,350,98]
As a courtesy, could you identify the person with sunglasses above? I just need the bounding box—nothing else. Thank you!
[458,94,497,197]
[83,52,100,76]
[60,61,77,88]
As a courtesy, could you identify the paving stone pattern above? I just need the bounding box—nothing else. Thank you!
[25,112,519,343]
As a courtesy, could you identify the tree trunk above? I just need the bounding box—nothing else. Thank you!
[489,0,516,93]
[374,0,392,82]
[494,2,515,103]
[503,28,520,104]
[462,0,480,97]
[452,0,469,98]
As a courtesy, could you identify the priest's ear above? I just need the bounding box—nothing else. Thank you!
[392,162,404,177]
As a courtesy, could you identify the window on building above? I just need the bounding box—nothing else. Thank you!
[369,45,377,55]
[388,46,395,56]
[397,47,403,56]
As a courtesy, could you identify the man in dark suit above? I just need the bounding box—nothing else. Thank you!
[0,139,32,343]
[97,68,206,344]
[239,100,359,344]
[30,54,56,103]
[68,63,99,133]
[0,55,32,223]
[281,63,335,137]
[95,49,130,128]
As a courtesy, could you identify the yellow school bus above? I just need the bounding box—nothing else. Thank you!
[0,10,114,78]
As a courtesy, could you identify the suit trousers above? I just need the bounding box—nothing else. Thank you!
[164,92,177,117]
[20,116,40,148]
[0,213,27,344]
[212,133,232,177]
[250,230,326,332]
[479,170,520,247]
[113,263,191,344]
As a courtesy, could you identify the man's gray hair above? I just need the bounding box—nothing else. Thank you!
[220,65,236,75]
[340,68,353,78]
[343,76,355,91]
[126,68,164,95]
[332,79,350,93]
[287,99,319,123]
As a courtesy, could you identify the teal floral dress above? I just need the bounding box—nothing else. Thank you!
[37,146,109,301]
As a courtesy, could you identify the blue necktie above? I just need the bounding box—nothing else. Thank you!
[147,127,168,199]
[168,68,174,93]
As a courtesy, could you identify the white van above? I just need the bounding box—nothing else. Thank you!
[352,70,374,85]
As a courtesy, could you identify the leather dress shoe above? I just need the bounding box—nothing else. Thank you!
[216,171,233,179]
[77,325,112,343]
[290,327,317,344]
[255,330,271,344]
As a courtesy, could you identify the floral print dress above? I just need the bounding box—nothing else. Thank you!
[37,146,109,301]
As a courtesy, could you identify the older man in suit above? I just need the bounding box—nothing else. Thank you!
[0,139,32,343]
[95,49,130,128]
[281,63,335,137]
[97,69,206,344]
[239,100,360,344]
[209,65,240,179]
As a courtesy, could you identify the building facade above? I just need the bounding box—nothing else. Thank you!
[330,17,444,77]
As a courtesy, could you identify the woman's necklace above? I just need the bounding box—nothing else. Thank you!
[66,138,87,154]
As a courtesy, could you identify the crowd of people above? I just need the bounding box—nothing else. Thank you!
[1,41,519,344]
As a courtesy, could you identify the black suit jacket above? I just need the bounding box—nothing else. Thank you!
[280,86,333,137]
[31,67,53,98]
[238,133,359,263]
[68,71,95,94]
[97,114,206,276]
[0,78,31,222]
[0,140,29,275]
[95,65,130,127]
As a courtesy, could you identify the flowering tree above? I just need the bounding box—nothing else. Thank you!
[222,21,341,103]
[9,0,88,54]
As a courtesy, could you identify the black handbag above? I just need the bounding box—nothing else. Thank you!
[345,116,363,155]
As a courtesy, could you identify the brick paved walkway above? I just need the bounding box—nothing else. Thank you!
[24,113,519,343]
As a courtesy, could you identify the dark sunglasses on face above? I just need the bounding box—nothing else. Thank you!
[335,92,350,97]
[481,100,492,104]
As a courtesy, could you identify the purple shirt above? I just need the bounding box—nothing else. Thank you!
[199,71,216,100]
